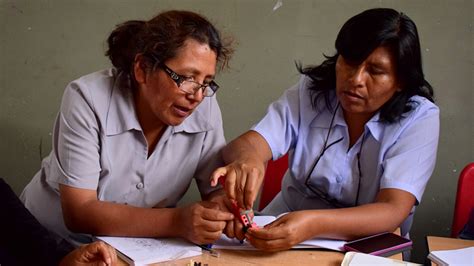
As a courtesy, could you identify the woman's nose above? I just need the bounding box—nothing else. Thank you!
[348,65,366,86]
[186,87,204,102]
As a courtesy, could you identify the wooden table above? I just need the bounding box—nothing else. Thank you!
[426,236,474,265]
[153,249,345,266]
[115,229,404,265]
[427,236,474,251]
[117,243,403,266]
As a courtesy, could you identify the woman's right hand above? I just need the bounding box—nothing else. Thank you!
[210,159,266,210]
[175,201,234,244]
[210,130,272,210]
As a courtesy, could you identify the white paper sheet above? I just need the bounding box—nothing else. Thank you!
[428,246,474,266]
[342,252,421,265]
[97,236,201,265]
[213,215,346,251]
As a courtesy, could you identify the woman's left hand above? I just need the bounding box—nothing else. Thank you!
[60,240,117,266]
[244,211,315,252]
[208,191,248,241]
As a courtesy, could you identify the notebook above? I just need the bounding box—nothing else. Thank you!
[427,246,474,266]
[96,236,201,266]
[342,251,421,265]
[212,215,346,251]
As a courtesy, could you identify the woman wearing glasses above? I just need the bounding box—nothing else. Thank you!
[21,10,234,245]
[212,8,439,251]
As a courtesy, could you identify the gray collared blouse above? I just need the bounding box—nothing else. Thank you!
[21,68,225,243]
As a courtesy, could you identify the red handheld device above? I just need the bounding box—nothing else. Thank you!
[218,178,256,231]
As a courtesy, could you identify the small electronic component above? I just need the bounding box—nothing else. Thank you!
[219,178,256,232]
[230,201,256,232]
[240,209,256,232]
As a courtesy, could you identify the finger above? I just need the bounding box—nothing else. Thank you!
[196,231,224,244]
[78,242,106,264]
[202,235,222,244]
[225,168,237,200]
[236,171,247,208]
[210,167,227,187]
[202,220,228,233]
[201,207,234,221]
[247,235,291,252]
[262,216,284,229]
[224,219,235,238]
[246,224,287,241]
[234,220,246,241]
[95,241,114,264]
[107,244,117,264]
[244,167,261,209]
[103,243,117,264]
[200,200,221,210]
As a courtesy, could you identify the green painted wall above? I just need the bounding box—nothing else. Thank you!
[1,0,472,262]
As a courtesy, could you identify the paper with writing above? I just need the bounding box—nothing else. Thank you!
[213,215,346,251]
[96,236,201,265]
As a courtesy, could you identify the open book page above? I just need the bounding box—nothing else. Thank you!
[96,236,201,265]
[297,237,346,251]
[427,246,474,266]
[213,215,346,251]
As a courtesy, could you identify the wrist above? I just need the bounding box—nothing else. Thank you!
[170,207,184,238]
[303,210,322,238]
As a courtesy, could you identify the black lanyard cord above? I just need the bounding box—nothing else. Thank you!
[354,132,366,206]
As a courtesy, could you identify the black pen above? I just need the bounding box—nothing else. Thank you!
[197,244,220,257]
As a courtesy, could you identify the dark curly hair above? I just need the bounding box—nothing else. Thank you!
[106,10,233,79]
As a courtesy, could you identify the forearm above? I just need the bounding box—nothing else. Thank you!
[306,201,407,240]
[63,200,179,238]
[306,188,415,240]
[222,130,272,165]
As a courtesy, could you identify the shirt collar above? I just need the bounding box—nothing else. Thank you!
[364,113,383,142]
[105,72,141,136]
[173,97,214,134]
[309,98,384,142]
[309,102,344,129]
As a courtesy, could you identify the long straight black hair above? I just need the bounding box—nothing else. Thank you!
[298,8,434,123]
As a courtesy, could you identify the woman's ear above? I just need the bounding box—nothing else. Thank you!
[133,54,147,85]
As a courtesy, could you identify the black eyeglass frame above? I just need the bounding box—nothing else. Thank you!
[160,63,219,97]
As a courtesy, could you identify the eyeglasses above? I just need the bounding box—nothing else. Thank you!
[304,103,365,208]
[160,64,219,97]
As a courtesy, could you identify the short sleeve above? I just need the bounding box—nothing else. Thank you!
[193,96,226,196]
[380,100,440,204]
[53,81,101,189]
[251,79,303,160]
